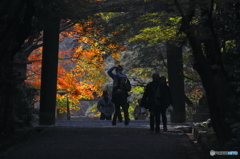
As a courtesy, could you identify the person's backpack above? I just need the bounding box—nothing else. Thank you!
[125,78,131,92]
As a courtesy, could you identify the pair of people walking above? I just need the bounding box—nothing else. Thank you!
[141,73,172,133]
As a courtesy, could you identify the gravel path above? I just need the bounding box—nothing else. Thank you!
[1,120,204,159]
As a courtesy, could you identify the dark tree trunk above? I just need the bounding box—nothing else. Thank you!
[39,17,60,125]
[0,0,35,133]
[173,0,236,143]
[0,55,16,133]
[167,43,185,123]
[187,34,232,142]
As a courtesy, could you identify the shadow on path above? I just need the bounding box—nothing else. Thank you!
[1,121,203,159]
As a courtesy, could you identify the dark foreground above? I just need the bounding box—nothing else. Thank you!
[0,120,207,159]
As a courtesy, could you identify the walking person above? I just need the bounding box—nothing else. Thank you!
[111,77,130,126]
[159,76,173,131]
[141,73,172,133]
[97,90,115,120]
[107,65,131,122]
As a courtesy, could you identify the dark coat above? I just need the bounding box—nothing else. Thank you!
[161,84,173,108]
[141,81,172,110]
[111,84,128,105]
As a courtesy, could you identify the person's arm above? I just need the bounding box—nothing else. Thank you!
[110,101,115,109]
[125,78,131,92]
[107,66,116,79]
[140,84,150,107]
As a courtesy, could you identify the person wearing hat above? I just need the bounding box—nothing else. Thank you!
[111,77,130,126]
[107,65,131,122]
[107,65,127,86]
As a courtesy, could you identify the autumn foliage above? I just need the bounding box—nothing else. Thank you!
[26,19,125,112]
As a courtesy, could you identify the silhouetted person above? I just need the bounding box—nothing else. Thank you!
[97,90,114,120]
[107,65,131,122]
[159,76,173,131]
[111,77,130,126]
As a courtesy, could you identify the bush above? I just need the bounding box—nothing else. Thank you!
[185,105,195,121]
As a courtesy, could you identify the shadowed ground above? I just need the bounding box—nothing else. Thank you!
[1,120,204,159]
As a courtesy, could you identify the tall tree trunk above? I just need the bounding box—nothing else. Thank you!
[167,43,185,123]
[39,17,60,125]
[0,55,16,133]
[0,0,35,133]
[187,34,232,142]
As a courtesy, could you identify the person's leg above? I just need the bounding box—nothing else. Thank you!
[122,104,129,125]
[100,113,105,120]
[106,115,112,120]
[149,110,155,131]
[118,110,123,122]
[155,106,161,133]
[112,104,120,125]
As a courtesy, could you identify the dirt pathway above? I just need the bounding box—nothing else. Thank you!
[1,124,203,159]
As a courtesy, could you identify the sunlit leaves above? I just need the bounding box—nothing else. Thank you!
[128,15,184,45]
[131,86,144,94]
[185,87,203,104]
[85,103,100,117]
[111,53,121,61]
[26,48,42,89]
[98,12,118,20]
[56,94,80,113]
